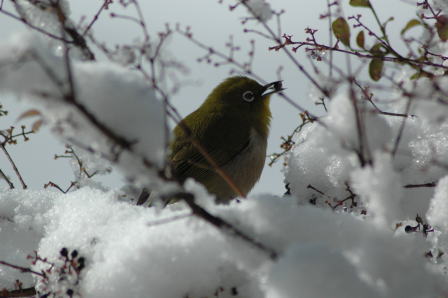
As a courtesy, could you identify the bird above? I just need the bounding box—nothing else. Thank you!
[168,76,283,203]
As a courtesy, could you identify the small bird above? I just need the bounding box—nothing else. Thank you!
[169,76,283,203]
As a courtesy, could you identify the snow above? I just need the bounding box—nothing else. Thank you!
[351,152,404,228]
[14,0,71,37]
[1,187,444,297]
[0,190,57,289]
[1,187,267,297]
[267,243,379,298]
[245,0,273,22]
[427,177,448,231]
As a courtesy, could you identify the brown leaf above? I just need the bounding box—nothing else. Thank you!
[401,19,421,35]
[32,119,44,132]
[370,43,386,56]
[349,0,371,7]
[356,31,365,49]
[436,15,448,42]
[332,17,351,47]
[369,58,384,81]
[17,109,41,121]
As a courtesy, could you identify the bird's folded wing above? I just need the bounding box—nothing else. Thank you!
[170,115,250,182]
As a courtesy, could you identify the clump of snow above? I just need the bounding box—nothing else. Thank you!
[110,45,137,66]
[1,187,267,297]
[0,32,167,186]
[426,176,448,277]
[285,93,391,210]
[245,0,273,22]
[427,176,448,231]
[267,244,379,298]
[285,81,448,220]
[282,34,448,294]
[351,152,403,227]
[0,189,58,289]
[14,0,71,37]
[434,0,448,15]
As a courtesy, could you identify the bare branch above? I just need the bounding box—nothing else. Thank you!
[0,168,14,189]
[0,144,27,189]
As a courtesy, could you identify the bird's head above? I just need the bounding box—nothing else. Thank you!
[203,76,283,111]
[200,76,283,130]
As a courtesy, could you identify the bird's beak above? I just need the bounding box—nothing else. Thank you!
[261,81,284,97]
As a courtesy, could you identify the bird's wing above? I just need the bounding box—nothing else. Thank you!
[169,112,250,182]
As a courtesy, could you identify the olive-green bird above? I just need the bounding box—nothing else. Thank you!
[169,76,283,203]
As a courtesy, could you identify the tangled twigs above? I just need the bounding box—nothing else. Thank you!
[269,111,315,166]
[1,0,95,60]
[44,181,77,193]
[307,183,364,213]
[82,0,113,36]
[270,33,448,71]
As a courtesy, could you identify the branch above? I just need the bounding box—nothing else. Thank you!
[391,97,412,157]
[0,144,27,189]
[0,168,14,189]
[404,182,436,188]
[83,0,112,36]
[0,287,36,298]
[4,0,95,60]
[270,35,448,70]
[0,260,44,277]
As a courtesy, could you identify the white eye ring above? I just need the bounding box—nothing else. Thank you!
[242,91,255,102]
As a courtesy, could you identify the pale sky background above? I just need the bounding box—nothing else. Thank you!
[0,0,416,196]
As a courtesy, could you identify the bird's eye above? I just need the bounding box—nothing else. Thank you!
[242,91,255,102]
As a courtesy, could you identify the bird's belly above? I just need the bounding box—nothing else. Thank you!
[218,129,267,199]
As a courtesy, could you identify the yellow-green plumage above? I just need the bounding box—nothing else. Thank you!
[169,76,281,202]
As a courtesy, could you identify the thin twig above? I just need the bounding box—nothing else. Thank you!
[146,213,191,227]
[326,0,333,77]
[392,97,412,157]
[270,37,448,70]
[83,0,111,36]
[4,1,95,60]
[0,7,70,42]
[349,79,369,167]
[0,168,14,189]
[353,79,412,118]
[176,27,321,120]
[0,144,27,189]
[44,181,77,193]
[0,260,44,277]
[404,182,436,188]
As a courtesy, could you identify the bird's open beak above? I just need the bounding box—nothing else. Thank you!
[261,81,284,97]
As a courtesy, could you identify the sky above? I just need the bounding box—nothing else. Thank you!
[0,0,417,196]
